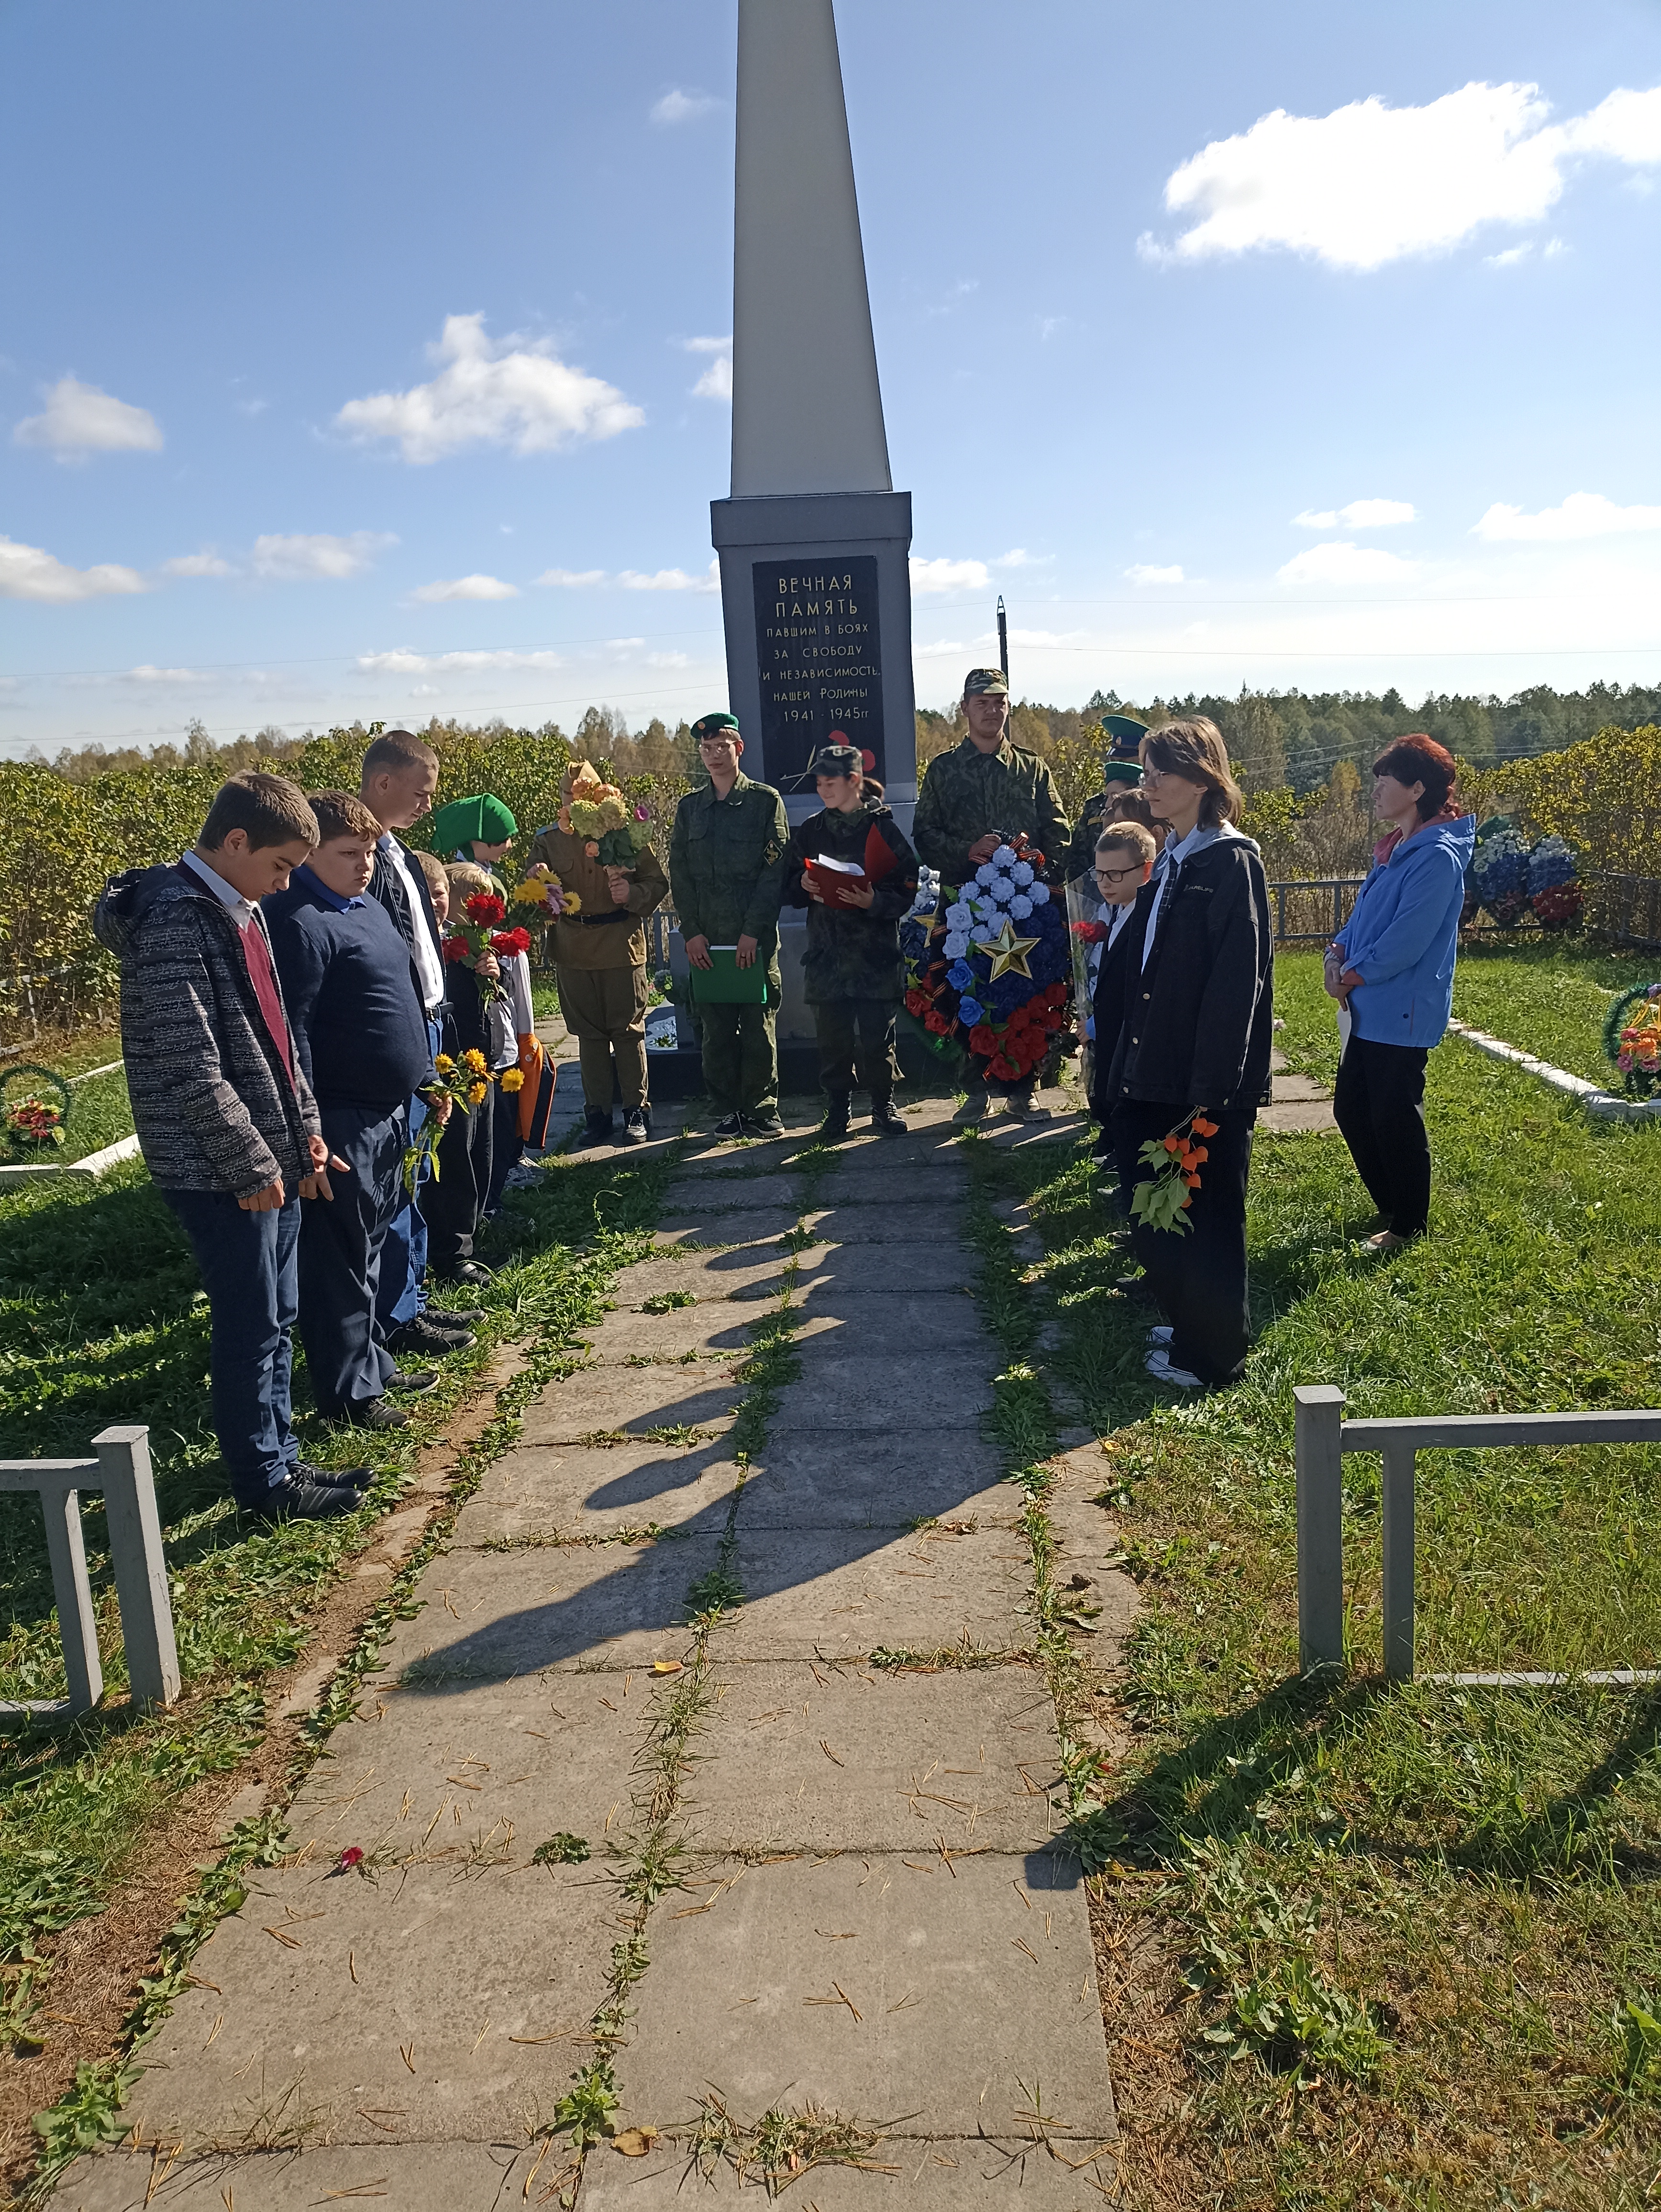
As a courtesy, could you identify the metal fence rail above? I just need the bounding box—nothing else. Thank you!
[1295,1384,1661,1681]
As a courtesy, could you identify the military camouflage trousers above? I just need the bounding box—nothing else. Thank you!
[700,1001,779,1117]
[814,997,901,1101]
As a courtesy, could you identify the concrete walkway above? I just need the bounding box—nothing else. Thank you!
[64,1099,1124,2210]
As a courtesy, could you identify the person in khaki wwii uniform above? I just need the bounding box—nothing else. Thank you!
[913,666,1073,1117]
[668,711,790,1139]
[527,770,669,1149]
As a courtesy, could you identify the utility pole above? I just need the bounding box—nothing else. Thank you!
[996,595,1008,685]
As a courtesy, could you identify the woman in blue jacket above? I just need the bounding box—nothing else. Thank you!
[1326,736,1475,1250]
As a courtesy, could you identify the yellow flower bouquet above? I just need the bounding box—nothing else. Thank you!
[403,1049,523,1194]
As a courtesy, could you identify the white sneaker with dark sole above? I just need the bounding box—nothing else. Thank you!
[1146,1324,1173,1348]
[1145,1347,1203,1389]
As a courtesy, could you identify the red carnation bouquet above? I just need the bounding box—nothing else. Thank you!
[443,887,531,1004]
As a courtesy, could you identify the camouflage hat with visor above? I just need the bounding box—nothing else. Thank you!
[809,742,865,779]
[962,667,1009,697]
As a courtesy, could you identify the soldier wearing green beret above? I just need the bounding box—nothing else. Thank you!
[1062,715,1152,885]
[913,668,1073,1117]
[783,744,919,1142]
[668,714,790,1138]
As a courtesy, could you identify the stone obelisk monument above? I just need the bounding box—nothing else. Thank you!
[711,0,917,825]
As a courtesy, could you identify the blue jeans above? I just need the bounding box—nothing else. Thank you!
[160,1186,301,1507]
[375,1018,440,1331]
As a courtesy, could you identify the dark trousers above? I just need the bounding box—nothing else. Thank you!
[485,1079,524,1213]
[376,1016,441,1331]
[1112,1100,1256,1387]
[159,1186,301,1507]
[421,1085,493,1275]
[1333,1035,1431,1238]
[298,1100,404,1417]
[814,997,900,1101]
[701,1000,778,1117]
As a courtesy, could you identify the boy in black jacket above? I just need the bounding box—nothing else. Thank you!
[1084,822,1158,1156]
[783,745,919,1140]
[265,792,446,1432]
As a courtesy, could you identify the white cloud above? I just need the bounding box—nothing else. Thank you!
[647,650,690,668]
[992,547,1052,568]
[357,647,565,676]
[651,88,721,125]
[410,573,520,603]
[1277,541,1417,583]
[536,568,606,588]
[162,552,234,579]
[252,531,396,581]
[1294,498,1416,530]
[1124,563,1185,584]
[617,562,720,593]
[1473,490,1661,541]
[909,557,991,595]
[333,313,643,464]
[1144,79,1661,271]
[1486,241,1535,267]
[0,535,148,602]
[235,396,269,418]
[13,375,163,459]
[122,665,208,686]
[680,335,733,401]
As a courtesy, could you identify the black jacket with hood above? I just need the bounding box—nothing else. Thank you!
[1106,826,1274,1112]
[92,863,321,1198]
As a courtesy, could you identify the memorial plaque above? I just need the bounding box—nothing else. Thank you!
[752,554,884,786]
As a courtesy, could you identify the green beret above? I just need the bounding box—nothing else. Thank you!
[429,793,518,852]
[962,667,1009,697]
[692,711,741,741]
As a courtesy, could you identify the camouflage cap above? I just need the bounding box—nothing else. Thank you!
[809,743,864,778]
[692,711,741,741]
[962,667,1009,697]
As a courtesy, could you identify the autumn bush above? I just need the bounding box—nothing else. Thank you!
[0,724,691,1043]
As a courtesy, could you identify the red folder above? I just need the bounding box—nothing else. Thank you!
[806,826,900,909]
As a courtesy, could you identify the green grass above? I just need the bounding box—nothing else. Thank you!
[980,945,1661,2210]
[0,1028,132,1169]
[0,1135,678,2075]
[1452,936,1658,1085]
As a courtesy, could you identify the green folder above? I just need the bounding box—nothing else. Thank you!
[687,946,769,1006]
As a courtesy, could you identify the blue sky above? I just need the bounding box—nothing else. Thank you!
[3,0,1660,757]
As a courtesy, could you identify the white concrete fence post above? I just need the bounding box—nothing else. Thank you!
[1380,1438,1418,1683]
[0,1425,179,1716]
[1295,1384,1347,1671]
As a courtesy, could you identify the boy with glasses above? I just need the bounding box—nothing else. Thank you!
[1085,823,1158,1154]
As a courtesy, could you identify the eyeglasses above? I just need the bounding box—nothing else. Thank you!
[1094,863,1143,885]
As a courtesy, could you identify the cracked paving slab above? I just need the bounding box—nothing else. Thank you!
[720,1526,1034,1662]
[577,2134,1116,2206]
[63,2141,549,2212]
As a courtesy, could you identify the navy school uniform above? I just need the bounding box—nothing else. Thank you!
[265,867,434,1417]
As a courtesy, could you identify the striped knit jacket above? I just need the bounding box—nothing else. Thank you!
[92,863,321,1198]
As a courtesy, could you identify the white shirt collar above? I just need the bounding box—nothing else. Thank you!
[181,849,256,926]
[377,833,445,1010]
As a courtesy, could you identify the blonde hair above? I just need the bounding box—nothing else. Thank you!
[1140,717,1243,828]
[412,849,450,896]
[445,861,495,899]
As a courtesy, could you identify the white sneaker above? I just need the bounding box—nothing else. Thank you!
[1146,1324,1174,1348]
[1145,1346,1203,1390]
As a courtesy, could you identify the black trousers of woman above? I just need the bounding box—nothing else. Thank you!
[1332,1035,1431,1238]
[1112,1100,1255,1387]
[420,1091,492,1277]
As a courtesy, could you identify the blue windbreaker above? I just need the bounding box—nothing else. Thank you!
[1332,814,1476,1048]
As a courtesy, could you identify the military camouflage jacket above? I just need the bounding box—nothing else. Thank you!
[782,800,919,1006]
[912,736,1072,889]
[667,772,790,951]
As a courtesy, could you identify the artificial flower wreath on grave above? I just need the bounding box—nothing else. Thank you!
[901,838,1072,1081]
[1603,982,1661,1099]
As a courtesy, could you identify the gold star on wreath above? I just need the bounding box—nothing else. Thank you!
[984,918,1041,981]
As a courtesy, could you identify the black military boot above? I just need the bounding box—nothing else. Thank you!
[870,1096,908,1137]
[817,1093,851,1142]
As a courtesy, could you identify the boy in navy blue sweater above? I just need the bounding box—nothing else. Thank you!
[265,791,447,1431]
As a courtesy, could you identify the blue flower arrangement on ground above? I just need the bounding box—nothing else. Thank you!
[1467,818,1583,931]
[902,839,1072,1080]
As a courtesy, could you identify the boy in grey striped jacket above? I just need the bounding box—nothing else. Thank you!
[92,772,367,1521]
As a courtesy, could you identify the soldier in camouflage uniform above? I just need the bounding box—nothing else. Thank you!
[913,667,1073,1116]
[783,743,919,1141]
[668,712,790,1137]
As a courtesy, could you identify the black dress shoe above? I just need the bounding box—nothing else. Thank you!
[250,1476,365,1521]
[385,1367,439,1395]
[443,1261,494,1286]
[423,1304,486,1329]
[870,1101,908,1137]
[389,1314,475,1355]
[713,1113,743,1137]
[744,1110,785,1138]
[295,1461,375,1491]
[340,1399,410,1431]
